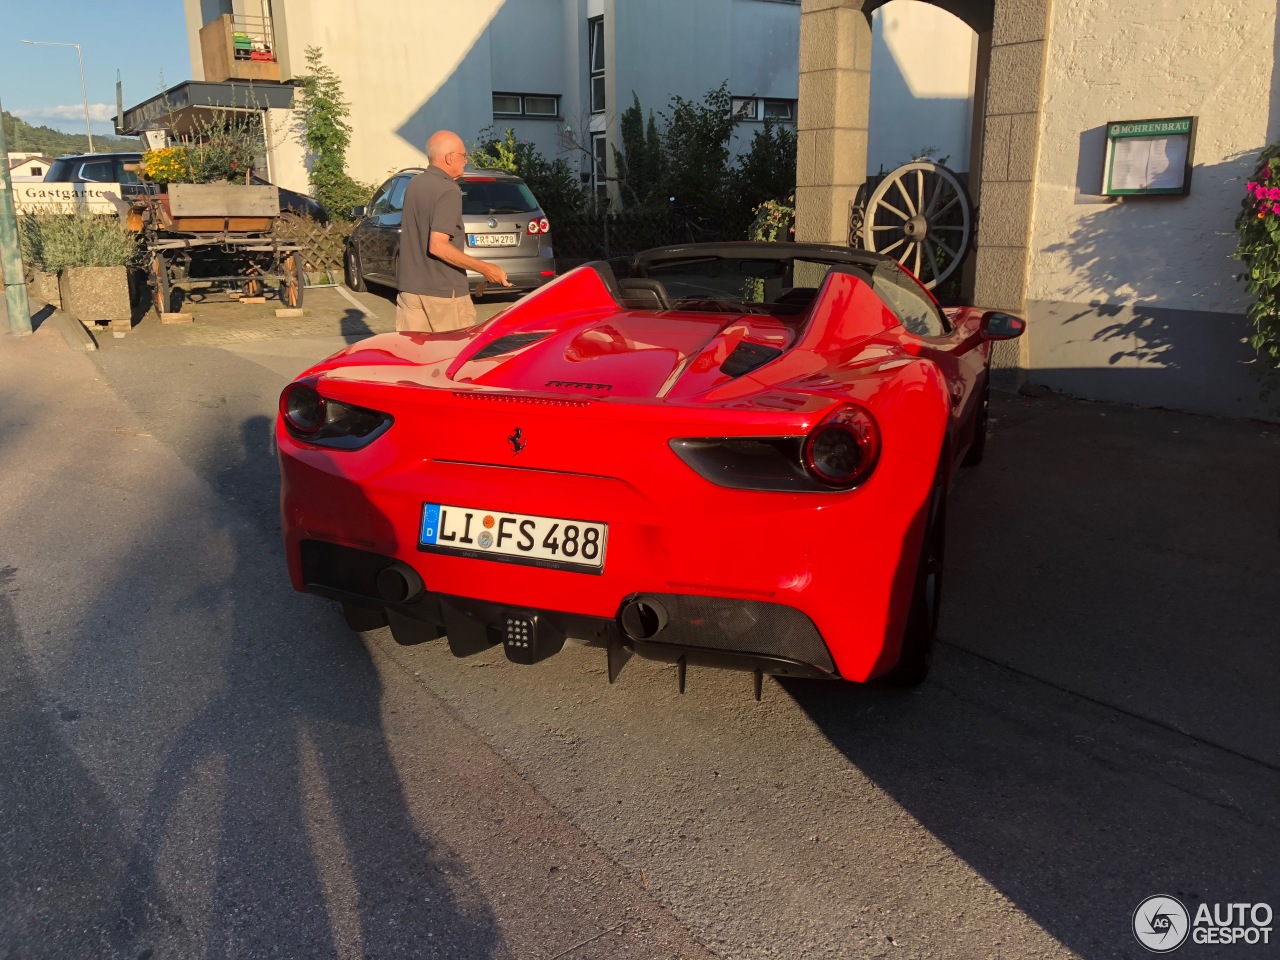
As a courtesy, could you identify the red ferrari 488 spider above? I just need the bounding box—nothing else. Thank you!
[277,242,1024,691]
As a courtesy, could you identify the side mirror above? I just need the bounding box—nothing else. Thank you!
[351,205,366,219]
[980,311,1026,340]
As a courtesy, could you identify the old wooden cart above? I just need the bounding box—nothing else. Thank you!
[130,182,304,313]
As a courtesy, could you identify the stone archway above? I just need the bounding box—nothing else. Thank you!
[797,0,1052,322]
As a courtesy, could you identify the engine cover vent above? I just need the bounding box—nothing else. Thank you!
[471,331,551,361]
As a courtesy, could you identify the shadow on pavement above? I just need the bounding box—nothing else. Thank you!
[16,408,506,958]
[785,395,1280,959]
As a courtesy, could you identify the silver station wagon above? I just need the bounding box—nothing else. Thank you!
[344,168,557,296]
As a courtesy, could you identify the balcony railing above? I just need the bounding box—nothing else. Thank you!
[200,13,281,83]
[230,14,276,64]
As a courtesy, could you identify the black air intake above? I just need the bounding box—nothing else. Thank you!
[471,331,551,361]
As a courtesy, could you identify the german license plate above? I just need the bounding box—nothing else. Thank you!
[420,503,607,572]
[467,233,518,247]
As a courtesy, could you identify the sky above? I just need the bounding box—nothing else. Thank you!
[1,0,191,138]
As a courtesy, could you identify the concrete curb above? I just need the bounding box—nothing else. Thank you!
[49,306,99,352]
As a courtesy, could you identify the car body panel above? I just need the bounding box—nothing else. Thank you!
[279,243,1017,683]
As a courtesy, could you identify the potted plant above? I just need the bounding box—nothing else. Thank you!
[20,212,140,326]
[138,112,279,231]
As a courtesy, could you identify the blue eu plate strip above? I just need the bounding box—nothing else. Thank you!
[420,504,441,545]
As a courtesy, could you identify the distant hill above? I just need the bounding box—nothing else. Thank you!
[3,110,139,158]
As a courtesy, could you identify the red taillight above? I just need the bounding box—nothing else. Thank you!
[526,219,541,235]
[802,405,880,488]
[281,379,325,435]
[540,270,555,277]
[538,217,550,233]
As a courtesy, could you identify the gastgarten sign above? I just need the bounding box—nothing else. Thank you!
[13,183,125,215]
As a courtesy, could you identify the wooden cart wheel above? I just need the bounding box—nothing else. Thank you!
[860,161,974,290]
[151,251,171,314]
[280,252,304,308]
[244,277,263,298]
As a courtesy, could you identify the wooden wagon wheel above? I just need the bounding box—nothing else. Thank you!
[151,251,171,314]
[280,252,304,308]
[860,161,974,290]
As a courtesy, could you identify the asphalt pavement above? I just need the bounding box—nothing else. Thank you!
[1,304,1278,960]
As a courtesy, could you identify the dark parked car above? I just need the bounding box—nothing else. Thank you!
[344,168,556,296]
[43,152,328,222]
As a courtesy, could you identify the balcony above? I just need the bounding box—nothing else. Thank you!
[200,14,281,84]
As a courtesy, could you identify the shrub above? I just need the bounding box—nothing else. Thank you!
[747,195,795,242]
[471,127,586,220]
[20,213,139,272]
[1233,145,1280,371]
[293,47,374,221]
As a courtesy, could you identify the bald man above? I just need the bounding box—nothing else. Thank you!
[394,130,510,332]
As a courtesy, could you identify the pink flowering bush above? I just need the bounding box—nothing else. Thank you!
[748,195,795,242]
[1234,145,1280,369]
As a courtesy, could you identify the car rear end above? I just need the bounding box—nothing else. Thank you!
[276,347,946,685]
[459,173,556,294]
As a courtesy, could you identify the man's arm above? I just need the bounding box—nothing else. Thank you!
[429,232,511,286]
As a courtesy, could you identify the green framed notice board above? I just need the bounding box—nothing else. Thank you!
[1102,117,1196,197]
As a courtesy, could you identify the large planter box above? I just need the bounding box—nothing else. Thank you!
[27,269,62,309]
[163,182,278,233]
[59,266,131,323]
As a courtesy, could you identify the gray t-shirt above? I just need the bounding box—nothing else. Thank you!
[397,166,467,297]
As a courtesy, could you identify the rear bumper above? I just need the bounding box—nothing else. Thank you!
[466,251,555,293]
[300,540,839,679]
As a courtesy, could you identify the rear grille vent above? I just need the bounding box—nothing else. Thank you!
[721,341,783,377]
[451,391,592,408]
[470,331,550,361]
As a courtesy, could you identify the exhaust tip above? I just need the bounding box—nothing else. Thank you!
[620,598,668,641]
[377,563,424,604]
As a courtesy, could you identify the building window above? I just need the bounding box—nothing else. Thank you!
[30,166,42,177]
[493,93,561,118]
[588,17,605,114]
[591,131,608,202]
[732,97,797,122]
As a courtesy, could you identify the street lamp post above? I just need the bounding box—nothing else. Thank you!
[19,40,94,153]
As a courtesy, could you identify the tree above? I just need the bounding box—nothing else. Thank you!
[293,47,374,220]
[471,127,586,220]
[733,119,798,219]
[613,94,664,208]
[660,82,740,222]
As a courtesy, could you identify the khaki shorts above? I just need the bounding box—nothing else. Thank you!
[395,292,478,333]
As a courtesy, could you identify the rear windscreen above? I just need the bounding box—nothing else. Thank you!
[460,180,539,215]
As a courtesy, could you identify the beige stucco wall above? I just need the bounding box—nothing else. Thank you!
[1026,0,1276,313]
[1018,0,1278,419]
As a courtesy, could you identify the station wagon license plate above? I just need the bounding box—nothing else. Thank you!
[467,233,518,247]
[419,503,607,572]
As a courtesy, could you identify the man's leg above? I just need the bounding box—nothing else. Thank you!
[395,293,433,332]
[422,294,479,332]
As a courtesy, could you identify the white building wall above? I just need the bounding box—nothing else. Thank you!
[866,1,977,176]
[273,0,503,185]
[1022,0,1279,419]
